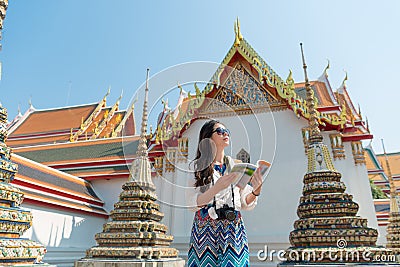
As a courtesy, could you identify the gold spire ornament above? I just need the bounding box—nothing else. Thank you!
[323,59,330,77]
[234,17,243,46]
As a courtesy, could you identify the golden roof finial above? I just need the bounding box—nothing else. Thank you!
[300,43,322,144]
[234,18,242,47]
[236,17,243,41]
[102,86,111,106]
[161,98,170,111]
[323,59,330,77]
[358,103,362,120]
[381,139,399,213]
[366,116,370,132]
[177,82,183,94]
[342,70,348,88]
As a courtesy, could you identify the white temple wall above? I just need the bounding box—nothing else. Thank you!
[156,109,380,264]
[21,204,107,267]
[91,178,128,213]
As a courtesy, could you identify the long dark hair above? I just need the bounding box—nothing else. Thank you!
[193,119,221,191]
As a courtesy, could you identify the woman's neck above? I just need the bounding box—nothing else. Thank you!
[214,148,225,165]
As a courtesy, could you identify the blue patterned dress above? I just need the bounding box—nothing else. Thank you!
[187,156,255,267]
[188,207,249,266]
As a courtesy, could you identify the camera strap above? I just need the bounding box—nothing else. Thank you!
[211,166,236,210]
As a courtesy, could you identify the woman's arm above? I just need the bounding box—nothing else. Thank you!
[245,168,263,205]
[196,172,239,207]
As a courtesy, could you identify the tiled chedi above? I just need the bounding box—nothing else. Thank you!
[0,104,46,264]
[282,45,393,264]
[84,70,179,260]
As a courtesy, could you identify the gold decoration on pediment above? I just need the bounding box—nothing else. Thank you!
[155,84,206,144]
[330,134,345,160]
[165,148,177,173]
[351,141,366,165]
[154,156,164,176]
[200,63,286,116]
[178,137,188,161]
[201,37,347,128]
[72,89,110,141]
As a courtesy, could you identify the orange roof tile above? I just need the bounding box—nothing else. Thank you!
[11,104,97,136]
[334,90,361,122]
[365,150,378,170]
[377,153,400,177]
[124,112,135,136]
[368,173,386,182]
[98,111,125,138]
[7,134,70,147]
[294,81,336,107]
[85,108,110,134]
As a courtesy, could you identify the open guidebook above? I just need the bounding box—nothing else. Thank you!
[230,160,271,189]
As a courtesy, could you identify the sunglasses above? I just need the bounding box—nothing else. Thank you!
[212,127,230,136]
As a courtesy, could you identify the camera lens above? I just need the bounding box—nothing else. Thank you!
[225,210,236,221]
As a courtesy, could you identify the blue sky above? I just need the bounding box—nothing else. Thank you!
[1,1,399,153]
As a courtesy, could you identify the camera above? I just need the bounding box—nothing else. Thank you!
[215,204,236,221]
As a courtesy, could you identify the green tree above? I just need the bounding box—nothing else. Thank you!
[369,179,388,199]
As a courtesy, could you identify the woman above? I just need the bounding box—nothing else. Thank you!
[187,119,263,267]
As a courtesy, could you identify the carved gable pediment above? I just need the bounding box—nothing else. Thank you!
[200,64,286,115]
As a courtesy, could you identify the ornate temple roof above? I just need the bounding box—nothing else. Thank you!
[7,91,135,147]
[14,136,139,181]
[10,103,97,135]
[365,145,400,227]
[11,154,107,217]
[365,146,400,193]
[7,103,97,146]
[152,20,370,148]
[377,152,400,179]
[5,91,138,182]
[294,81,337,107]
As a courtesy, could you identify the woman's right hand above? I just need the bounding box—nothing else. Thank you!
[214,172,239,191]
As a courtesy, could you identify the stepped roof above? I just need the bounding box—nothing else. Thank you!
[7,92,135,147]
[11,154,107,217]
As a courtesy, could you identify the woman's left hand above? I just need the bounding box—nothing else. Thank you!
[251,168,263,195]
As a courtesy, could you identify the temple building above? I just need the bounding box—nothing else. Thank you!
[6,92,140,265]
[3,21,396,266]
[147,21,384,265]
[365,145,400,244]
